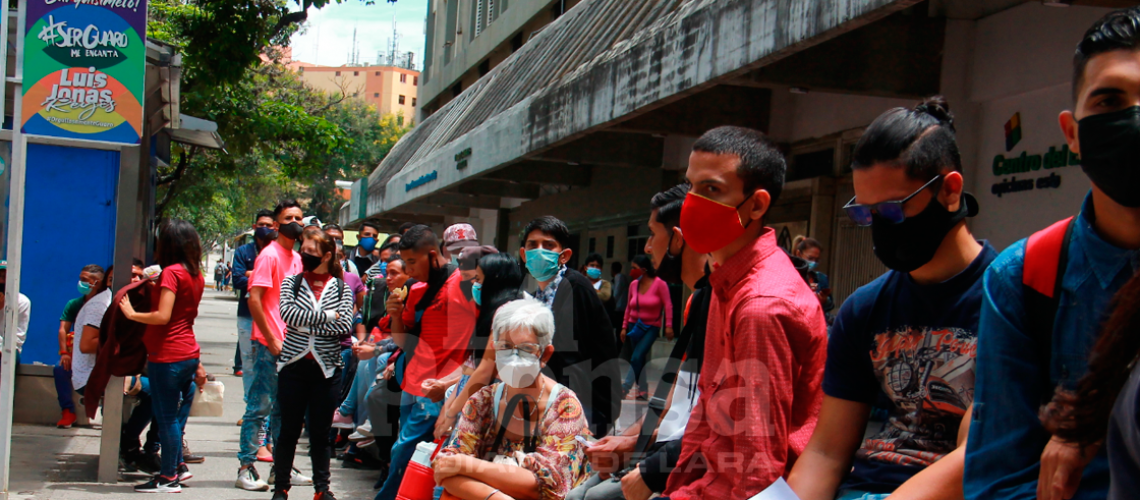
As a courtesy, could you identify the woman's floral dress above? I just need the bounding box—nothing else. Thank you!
[434,382,593,500]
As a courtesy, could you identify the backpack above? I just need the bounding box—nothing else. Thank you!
[1022,216,1075,405]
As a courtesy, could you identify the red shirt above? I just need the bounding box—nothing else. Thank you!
[144,263,205,363]
[401,270,478,397]
[665,229,828,499]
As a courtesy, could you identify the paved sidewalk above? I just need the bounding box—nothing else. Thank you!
[8,289,382,500]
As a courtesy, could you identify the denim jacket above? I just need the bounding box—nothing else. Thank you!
[965,193,1139,499]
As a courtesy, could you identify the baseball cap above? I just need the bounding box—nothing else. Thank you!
[442,223,479,252]
[303,216,322,228]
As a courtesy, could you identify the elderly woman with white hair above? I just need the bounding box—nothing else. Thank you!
[433,298,592,500]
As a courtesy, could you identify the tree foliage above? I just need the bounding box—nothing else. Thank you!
[147,0,411,248]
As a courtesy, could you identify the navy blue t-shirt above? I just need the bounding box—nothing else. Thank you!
[823,242,997,493]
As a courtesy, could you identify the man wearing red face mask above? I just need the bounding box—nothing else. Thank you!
[663,126,828,500]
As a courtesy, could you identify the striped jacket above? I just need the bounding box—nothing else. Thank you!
[278,274,355,377]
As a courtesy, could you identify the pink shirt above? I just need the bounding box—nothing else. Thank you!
[250,240,302,346]
[623,277,673,328]
[665,229,828,500]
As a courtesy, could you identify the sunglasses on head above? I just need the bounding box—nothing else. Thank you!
[843,175,942,226]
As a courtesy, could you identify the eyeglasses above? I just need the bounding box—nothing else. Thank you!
[843,176,941,226]
[493,341,541,356]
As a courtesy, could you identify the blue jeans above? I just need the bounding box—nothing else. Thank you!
[124,376,159,456]
[148,358,199,478]
[54,364,74,412]
[237,316,254,397]
[239,341,282,465]
[375,392,441,500]
[339,354,386,426]
[622,324,659,392]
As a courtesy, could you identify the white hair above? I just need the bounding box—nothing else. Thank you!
[491,298,555,349]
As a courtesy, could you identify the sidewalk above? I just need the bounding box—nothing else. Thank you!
[8,289,381,500]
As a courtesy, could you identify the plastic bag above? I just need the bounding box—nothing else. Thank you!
[189,381,224,417]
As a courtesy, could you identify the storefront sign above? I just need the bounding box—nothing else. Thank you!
[406,170,438,192]
[455,147,471,170]
[21,0,147,144]
[990,143,1079,197]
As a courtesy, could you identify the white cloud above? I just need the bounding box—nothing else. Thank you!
[290,0,428,68]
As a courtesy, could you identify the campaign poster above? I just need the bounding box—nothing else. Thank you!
[21,0,147,144]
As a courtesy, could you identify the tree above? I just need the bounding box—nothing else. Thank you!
[147,0,412,245]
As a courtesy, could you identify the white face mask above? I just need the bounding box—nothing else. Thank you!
[495,350,542,389]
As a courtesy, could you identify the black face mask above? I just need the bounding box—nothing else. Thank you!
[655,233,684,285]
[871,191,974,273]
[1078,106,1140,207]
[301,252,323,273]
[279,222,304,240]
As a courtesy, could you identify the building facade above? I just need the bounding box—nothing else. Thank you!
[345,0,1133,308]
[297,64,420,120]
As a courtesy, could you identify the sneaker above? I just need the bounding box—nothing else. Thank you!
[182,439,205,464]
[234,369,243,377]
[235,465,269,492]
[331,411,354,430]
[236,418,243,427]
[357,439,375,448]
[136,453,161,475]
[135,475,181,493]
[257,445,275,462]
[356,421,373,437]
[56,409,77,429]
[272,490,289,500]
[177,463,193,482]
[268,468,313,486]
[313,491,337,500]
[347,431,369,442]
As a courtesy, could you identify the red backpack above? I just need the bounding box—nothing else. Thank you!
[1022,216,1075,403]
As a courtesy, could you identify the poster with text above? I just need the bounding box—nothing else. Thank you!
[21,0,147,144]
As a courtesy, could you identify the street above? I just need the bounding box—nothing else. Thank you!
[8,289,380,500]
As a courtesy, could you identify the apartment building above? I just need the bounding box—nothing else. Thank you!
[297,63,420,121]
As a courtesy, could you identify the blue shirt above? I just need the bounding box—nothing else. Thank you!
[532,266,567,310]
[232,242,259,318]
[965,193,1139,500]
[825,241,996,493]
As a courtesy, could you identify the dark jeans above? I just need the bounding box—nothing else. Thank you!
[148,359,198,478]
[234,343,242,372]
[275,358,341,493]
[124,389,160,456]
[54,364,74,412]
[622,324,659,393]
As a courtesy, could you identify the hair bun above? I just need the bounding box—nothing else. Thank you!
[915,96,954,128]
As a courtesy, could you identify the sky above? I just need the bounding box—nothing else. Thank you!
[290,0,429,68]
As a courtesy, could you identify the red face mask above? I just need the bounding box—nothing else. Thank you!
[680,191,753,254]
[630,268,645,280]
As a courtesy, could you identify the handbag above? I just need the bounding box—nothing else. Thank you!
[626,319,653,344]
[189,380,225,417]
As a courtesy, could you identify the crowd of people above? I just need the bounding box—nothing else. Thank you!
[29,8,1140,500]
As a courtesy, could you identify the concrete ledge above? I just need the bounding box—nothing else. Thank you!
[13,365,92,427]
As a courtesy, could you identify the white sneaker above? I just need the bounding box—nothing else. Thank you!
[356,421,373,436]
[268,467,313,486]
[235,465,270,491]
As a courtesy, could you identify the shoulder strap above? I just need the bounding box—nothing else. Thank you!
[633,292,700,458]
[1022,216,1075,405]
[292,275,303,301]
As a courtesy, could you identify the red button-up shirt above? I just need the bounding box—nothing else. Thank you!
[665,229,828,499]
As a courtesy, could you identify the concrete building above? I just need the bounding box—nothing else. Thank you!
[343,0,1135,308]
[296,63,420,120]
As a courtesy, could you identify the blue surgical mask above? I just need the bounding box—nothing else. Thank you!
[359,237,378,252]
[77,281,92,296]
[378,261,388,277]
[525,248,564,282]
[472,282,483,306]
[586,267,602,280]
[806,260,818,271]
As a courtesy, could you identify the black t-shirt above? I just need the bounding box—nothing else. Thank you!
[823,242,997,493]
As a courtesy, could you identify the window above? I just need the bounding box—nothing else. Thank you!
[452,82,463,98]
[412,97,417,106]
[628,238,648,263]
[353,71,359,76]
[606,236,615,259]
[375,71,380,76]
[399,95,406,105]
[374,92,380,98]
[335,71,341,76]
[511,32,524,53]
[414,76,419,86]
[478,59,490,77]
[588,237,596,254]
[400,74,407,83]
